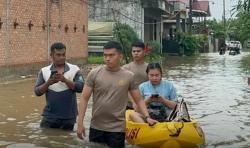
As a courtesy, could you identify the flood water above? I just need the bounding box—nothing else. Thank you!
[0,52,250,147]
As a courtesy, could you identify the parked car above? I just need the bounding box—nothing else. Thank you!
[228,41,241,55]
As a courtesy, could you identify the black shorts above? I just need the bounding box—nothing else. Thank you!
[89,127,125,148]
[126,101,133,110]
[40,117,75,130]
[126,105,133,110]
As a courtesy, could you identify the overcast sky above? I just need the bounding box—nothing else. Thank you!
[209,0,239,21]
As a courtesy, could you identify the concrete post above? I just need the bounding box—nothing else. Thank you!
[5,0,10,66]
[46,0,50,62]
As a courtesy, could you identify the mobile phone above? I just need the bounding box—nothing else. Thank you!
[50,70,58,78]
[151,94,159,98]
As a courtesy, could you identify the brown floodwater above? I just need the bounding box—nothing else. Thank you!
[0,52,250,147]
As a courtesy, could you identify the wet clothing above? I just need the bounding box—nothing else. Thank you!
[40,117,75,130]
[85,65,137,132]
[122,62,148,109]
[139,80,177,121]
[35,63,84,127]
[89,127,125,148]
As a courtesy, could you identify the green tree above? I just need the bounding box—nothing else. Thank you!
[236,0,250,12]
[206,19,226,39]
[227,10,250,43]
[113,23,139,63]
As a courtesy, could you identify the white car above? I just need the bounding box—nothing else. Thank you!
[228,41,242,50]
[228,41,241,55]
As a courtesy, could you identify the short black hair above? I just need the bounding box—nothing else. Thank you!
[103,41,123,53]
[132,40,145,49]
[146,62,162,75]
[50,42,66,53]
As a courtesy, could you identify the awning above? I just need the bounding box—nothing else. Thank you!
[88,22,115,35]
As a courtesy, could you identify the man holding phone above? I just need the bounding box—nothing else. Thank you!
[34,42,84,130]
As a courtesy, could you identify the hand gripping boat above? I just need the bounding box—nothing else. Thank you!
[125,100,205,148]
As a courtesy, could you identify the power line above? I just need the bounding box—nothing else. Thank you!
[87,0,139,9]
[117,9,181,25]
[88,1,183,25]
[0,1,185,27]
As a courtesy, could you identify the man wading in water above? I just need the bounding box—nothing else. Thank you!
[77,41,157,148]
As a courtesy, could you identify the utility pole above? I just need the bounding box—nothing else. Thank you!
[223,0,226,30]
[5,0,10,66]
[188,0,193,34]
[46,0,50,62]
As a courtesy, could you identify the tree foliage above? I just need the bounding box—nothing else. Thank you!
[145,40,161,61]
[206,10,250,44]
[113,23,139,63]
[236,0,250,12]
[226,2,250,43]
[206,19,226,39]
[176,32,200,56]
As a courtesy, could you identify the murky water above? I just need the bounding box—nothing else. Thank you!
[0,52,250,147]
[163,52,250,148]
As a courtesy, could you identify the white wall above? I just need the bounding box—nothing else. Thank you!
[89,0,144,39]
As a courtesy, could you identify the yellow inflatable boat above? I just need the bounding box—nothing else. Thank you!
[125,109,205,148]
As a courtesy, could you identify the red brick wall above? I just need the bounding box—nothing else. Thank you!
[0,0,88,67]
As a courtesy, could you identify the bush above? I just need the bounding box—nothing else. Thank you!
[145,40,162,62]
[113,23,139,63]
[87,55,103,64]
[177,32,200,56]
[147,40,161,54]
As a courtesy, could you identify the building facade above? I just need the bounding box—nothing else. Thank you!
[88,0,172,50]
[0,0,88,67]
[89,0,144,39]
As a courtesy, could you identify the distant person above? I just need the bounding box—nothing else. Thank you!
[219,42,226,55]
[130,62,177,122]
[248,77,250,85]
[123,41,148,109]
[77,41,157,148]
[34,42,84,130]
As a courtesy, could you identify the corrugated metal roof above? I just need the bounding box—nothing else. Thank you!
[88,22,114,34]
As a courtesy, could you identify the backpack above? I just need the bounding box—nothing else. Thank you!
[167,99,191,122]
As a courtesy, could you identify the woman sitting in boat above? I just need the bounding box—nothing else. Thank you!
[130,62,177,122]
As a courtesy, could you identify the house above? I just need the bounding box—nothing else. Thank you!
[162,0,212,54]
[192,0,211,34]
[192,0,213,52]
[88,0,172,53]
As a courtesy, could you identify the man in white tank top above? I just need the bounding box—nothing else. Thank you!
[34,42,84,130]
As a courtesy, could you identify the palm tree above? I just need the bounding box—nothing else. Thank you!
[236,0,250,12]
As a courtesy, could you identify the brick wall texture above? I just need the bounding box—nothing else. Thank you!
[0,0,88,67]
